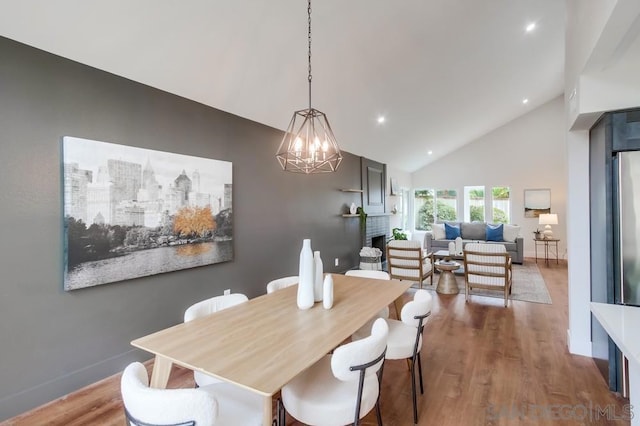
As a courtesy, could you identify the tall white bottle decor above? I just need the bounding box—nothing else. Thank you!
[455,237,463,256]
[448,241,455,256]
[323,274,334,309]
[297,239,315,310]
[313,251,323,302]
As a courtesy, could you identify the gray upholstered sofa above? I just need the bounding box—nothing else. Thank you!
[424,221,524,264]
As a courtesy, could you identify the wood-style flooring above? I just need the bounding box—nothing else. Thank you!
[3,259,630,425]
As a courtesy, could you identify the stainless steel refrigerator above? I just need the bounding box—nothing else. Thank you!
[610,149,640,398]
[590,110,640,396]
[616,150,640,307]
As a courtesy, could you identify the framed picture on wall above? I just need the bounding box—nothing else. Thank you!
[62,136,233,291]
[524,188,551,218]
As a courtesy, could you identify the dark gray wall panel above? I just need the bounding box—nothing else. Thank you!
[0,36,362,419]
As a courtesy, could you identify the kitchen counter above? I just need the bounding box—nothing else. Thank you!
[591,302,640,425]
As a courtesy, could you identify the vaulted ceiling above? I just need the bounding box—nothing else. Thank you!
[0,0,565,172]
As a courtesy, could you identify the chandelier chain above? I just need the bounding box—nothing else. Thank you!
[275,0,342,173]
[307,0,312,110]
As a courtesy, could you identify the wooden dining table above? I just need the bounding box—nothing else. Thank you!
[131,273,411,426]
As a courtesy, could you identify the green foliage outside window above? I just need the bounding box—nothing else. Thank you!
[492,186,510,223]
[415,189,458,230]
[470,205,484,221]
[493,207,508,224]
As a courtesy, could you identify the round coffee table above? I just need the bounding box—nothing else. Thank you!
[434,261,460,294]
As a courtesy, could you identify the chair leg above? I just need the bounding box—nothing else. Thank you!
[375,401,383,426]
[410,356,418,425]
[276,397,285,426]
[417,352,424,394]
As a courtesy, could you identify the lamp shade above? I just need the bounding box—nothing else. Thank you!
[538,213,558,225]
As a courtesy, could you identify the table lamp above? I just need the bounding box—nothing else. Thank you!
[539,213,558,239]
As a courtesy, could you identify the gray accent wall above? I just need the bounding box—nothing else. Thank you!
[0,36,363,420]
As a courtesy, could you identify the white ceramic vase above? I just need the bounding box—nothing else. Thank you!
[313,251,324,302]
[448,241,455,256]
[297,239,315,310]
[455,237,463,255]
[350,202,357,215]
[323,274,334,309]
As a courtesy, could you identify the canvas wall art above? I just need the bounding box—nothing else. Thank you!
[524,188,551,218]
[62,136,233,290]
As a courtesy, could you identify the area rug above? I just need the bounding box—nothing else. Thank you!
[416,262,552,304]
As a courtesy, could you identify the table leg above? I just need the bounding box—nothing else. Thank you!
[393,298,402,320]
[149,355,173,388]
[436,270,459,294]
[262,395,272,426]
[545,242,549,266]
[534,242,538,263]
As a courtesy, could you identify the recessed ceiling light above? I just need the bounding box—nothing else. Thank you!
[377,116,385,124]
[525,22,536,32]
[428,150,433,156]
[522,98,529,104]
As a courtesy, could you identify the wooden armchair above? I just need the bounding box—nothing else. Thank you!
[463,243,512,307]
[386,240,434,289]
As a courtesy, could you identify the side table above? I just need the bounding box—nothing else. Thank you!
[434,261,460,294]
[533,238,560,266]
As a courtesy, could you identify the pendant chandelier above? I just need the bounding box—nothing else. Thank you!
[276,0,342,174]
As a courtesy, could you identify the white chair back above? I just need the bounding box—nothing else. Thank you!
[331,318,389,381]
[400,289,433,327]
[266,276,299,294]
[345,270,390,280]
[184,293,248,323]
[121,362,217,426]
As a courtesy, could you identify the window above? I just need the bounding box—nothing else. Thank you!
[414,189,434,230]
[414,189,458,230]
[464,186,485,222]
[492,186,510,224]
[436,189,458,222]
[400,188,410,230]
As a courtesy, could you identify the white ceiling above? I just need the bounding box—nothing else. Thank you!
[0,0,565,172]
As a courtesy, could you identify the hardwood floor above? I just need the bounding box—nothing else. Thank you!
[3,259,630,425]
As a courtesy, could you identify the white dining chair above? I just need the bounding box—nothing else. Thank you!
[184,293,248,387]
[278,318,389,426]
[385,289,432,425]
[121,361,216,426]
[121,361,262,426]
[266,275,299,294]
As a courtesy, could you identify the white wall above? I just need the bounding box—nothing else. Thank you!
[386,165,411,233]
[411,96,567,258]
[565,0,640,356]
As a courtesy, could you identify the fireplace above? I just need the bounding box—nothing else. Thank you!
[364,214,390,264]
[371,234,387,262]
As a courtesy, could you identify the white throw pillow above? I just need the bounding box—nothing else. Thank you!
[431,223,445,240]
[503,224,521,242]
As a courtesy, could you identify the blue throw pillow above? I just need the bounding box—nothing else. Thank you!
[444,223,461,239]
[486,223,504,242]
